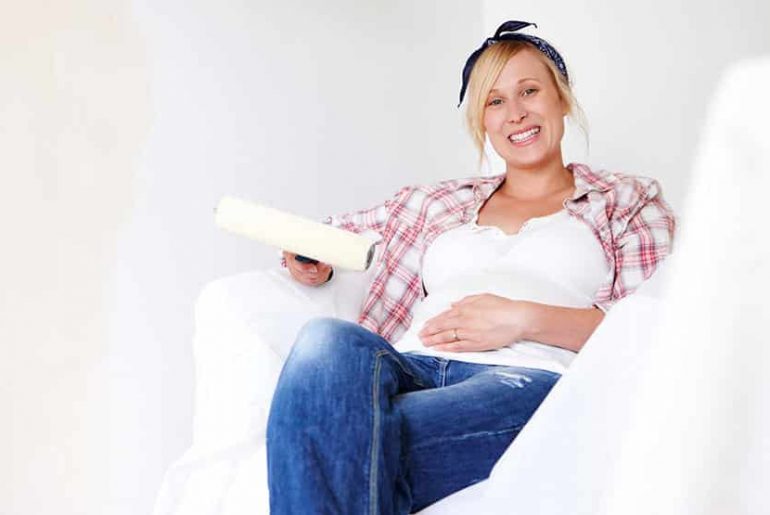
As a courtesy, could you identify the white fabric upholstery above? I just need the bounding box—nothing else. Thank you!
[152,263,376,515]
[155,57,770,515]
[153,259,667,515]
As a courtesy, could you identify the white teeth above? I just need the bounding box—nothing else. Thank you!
[509,127,540,143]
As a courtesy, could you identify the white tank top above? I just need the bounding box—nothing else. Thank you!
[393,209,610,374]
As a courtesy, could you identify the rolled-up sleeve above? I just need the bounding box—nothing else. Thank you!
[593,182,676,312]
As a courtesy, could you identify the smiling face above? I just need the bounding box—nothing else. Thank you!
[482,48,568,172]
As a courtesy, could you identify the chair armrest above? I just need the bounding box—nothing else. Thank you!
[189,266,373,450]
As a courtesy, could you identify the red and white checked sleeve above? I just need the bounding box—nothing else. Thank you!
[593,182,676,312]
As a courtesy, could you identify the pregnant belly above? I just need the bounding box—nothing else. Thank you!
[416,270,592,325]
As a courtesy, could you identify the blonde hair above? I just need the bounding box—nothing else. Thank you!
[464,40,587,167]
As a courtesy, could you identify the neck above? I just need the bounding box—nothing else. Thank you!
[499,159,573,201]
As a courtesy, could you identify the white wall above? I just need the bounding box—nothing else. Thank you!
[2,1,769,514]
[116,1,481,514]
[483,0,770,206]
[1,1,148,513]
[2,1,481,514]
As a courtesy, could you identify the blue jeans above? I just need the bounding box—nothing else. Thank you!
[266,318,560,514]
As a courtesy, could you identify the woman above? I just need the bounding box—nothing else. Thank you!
[268,21,675,514]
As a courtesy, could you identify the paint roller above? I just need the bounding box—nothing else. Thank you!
[214,196,377,271]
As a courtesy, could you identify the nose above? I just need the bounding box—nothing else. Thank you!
[507,99,528,123]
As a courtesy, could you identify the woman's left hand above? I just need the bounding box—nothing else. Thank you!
[418,294,533,352]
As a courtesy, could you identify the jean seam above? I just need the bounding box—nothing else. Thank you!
[369,350,387,515]
[370,347,431,514]
[438,359,448,387]
[409,425,523,452]
[383,349,428,388]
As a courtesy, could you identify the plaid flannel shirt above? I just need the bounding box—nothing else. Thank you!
[283,163,676,344]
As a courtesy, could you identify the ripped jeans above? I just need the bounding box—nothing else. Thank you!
[266,318,560,515]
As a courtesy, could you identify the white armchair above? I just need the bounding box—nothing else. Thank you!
[153,257,668,515]
[152,261,380,515]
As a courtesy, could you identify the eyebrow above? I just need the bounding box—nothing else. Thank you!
[488,78,541,94]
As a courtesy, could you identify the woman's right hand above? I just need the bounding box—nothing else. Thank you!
[283,251,333,287]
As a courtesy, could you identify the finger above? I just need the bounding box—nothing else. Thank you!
[289,261,320,278]
[451,294,485,307]
[304,260,330,271]
[283,250,297,263]
[292,258,315,270]
[419,311,462,336]
[424,305,465,326]
[307,262,331,274]
[431,339,473,352]
[301,269,323,281]
[286,251,318,268]
[298,272,325,286]
[430,330,486,351]
[299,267,329,279]
[421,327,463,347]
[302,266,331,283]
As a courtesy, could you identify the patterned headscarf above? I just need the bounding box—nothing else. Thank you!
[458,21,569,107]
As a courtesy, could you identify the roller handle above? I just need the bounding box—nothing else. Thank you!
[294,254,319,265]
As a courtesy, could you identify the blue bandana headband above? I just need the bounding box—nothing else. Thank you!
[458,20,569,107]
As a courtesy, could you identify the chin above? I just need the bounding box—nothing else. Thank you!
[501,153,550,170]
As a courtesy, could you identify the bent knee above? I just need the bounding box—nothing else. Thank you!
[288,317,372,365]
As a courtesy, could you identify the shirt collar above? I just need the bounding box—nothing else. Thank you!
[471,162,619,202]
